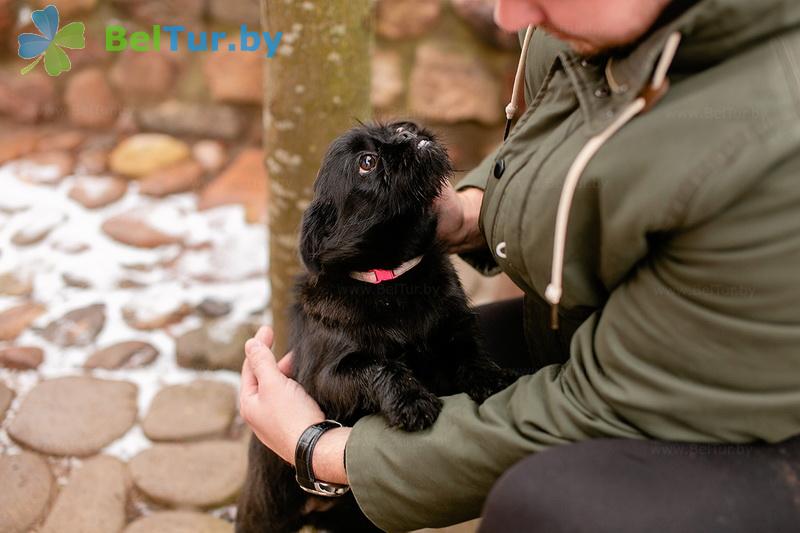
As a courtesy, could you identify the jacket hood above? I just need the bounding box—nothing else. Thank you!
[677,0,800,63]
[606,0,800,98]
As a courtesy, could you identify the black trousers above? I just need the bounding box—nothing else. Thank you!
[475,298,800,533]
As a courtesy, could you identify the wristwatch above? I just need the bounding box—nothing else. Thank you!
[294,420,351,497]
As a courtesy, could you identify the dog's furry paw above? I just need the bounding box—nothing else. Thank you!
[386,390,443,432]
[465,367,522,404]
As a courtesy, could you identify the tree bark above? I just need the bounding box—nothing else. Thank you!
[262,0,372,356]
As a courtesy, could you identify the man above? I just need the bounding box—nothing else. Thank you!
[241,0,800,531]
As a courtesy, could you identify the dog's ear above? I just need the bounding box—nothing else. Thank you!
[299,198,337,275]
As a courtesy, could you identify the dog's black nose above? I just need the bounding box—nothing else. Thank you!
[396,130,417,142]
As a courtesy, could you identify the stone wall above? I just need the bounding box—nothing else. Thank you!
[0,0,264,142]
[373,0,521,181]
[1,0,519,174]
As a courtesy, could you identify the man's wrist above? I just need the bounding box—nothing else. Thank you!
[310,426,351,485]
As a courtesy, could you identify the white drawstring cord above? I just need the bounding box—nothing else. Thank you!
[506,25,536,121]
[504,25,535,139]
[544,98,646,326]
[652,33,682,89]
[544,32,683,329]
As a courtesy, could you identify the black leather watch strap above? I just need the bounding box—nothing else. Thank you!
[294,420,350,497]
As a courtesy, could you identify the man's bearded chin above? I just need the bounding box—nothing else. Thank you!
[566,39,605,56]
[542,27,615,57]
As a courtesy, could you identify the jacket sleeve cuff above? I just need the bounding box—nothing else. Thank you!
[455,146,498,193]
[344,417,396,531]
[345,398,491,533]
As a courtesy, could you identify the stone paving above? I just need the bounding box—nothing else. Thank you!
[0,126,267,533]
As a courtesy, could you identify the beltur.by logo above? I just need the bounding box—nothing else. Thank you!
[17,4,86,76]
[106,25,284,58]
[16,4,285,76]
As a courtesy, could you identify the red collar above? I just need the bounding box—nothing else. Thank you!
[349,256,423,284]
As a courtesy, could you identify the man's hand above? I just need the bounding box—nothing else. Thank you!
[434,184,486,254]
[240,327,325,464]
[239,327,350,485]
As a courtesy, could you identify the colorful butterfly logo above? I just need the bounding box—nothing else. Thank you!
[18,4,86,77]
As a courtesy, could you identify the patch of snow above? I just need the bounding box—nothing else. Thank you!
[121,283,187,324]
[71,175,117,202]
[10,207,65,241]
[0,158,270,460]
[5,159,63,185]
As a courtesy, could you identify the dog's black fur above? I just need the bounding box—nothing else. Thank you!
[236,122,518,533]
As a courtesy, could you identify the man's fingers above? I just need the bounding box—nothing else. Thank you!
[240,357,258,397]
[245,337,281,384]
[256,326,274,348]
[277,351,294,377]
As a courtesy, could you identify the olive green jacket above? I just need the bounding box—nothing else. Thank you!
[346,1,800,530]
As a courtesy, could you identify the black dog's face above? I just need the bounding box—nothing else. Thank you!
[300,121,452,276]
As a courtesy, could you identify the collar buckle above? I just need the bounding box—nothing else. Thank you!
[370,269,396,284]
[350,256,423,285]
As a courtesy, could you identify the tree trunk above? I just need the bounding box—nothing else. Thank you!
[262,0,372,356]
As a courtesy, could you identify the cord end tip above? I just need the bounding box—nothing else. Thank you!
[505,103,518,121]
[545,284,562,330]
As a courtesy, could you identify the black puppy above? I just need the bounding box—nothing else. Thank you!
[237,122,517,533]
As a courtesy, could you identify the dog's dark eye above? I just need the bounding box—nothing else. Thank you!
[358,154,378,175]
